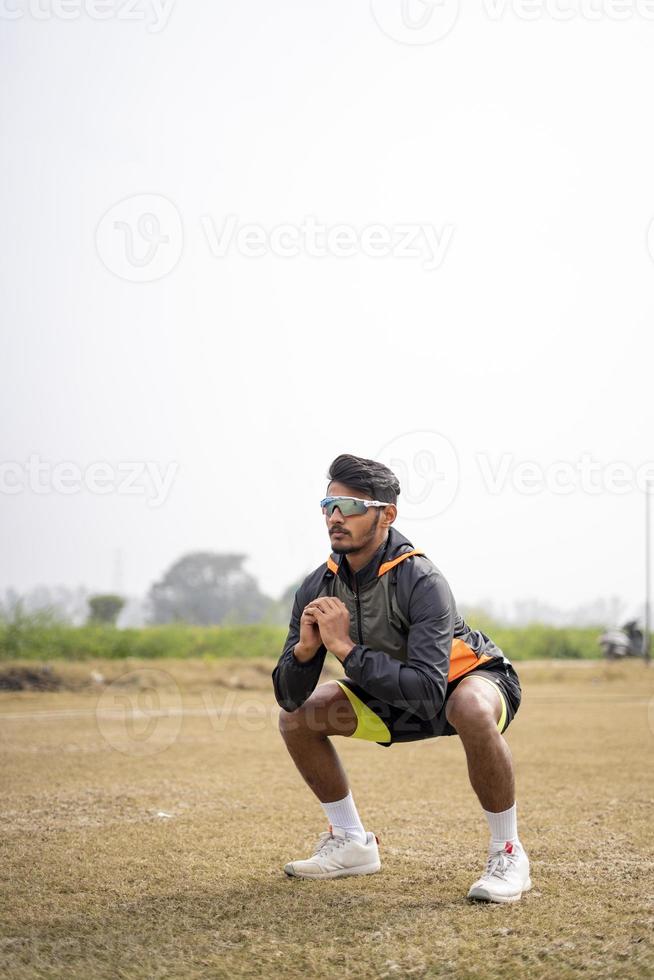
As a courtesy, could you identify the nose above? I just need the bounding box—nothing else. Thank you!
[327,506,346,524]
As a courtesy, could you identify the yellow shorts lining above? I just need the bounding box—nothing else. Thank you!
[335,681,392,744]
[470,675,508,733]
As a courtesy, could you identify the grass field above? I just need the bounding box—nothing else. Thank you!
[1,659,653,979]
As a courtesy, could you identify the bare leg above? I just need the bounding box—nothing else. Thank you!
[278,681,358,803]
[445,677,515,812]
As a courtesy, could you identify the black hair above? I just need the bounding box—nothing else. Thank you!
[327,454,400,504]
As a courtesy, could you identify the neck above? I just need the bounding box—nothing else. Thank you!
[344,531,389,575]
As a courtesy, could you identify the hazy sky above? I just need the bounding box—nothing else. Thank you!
[2,1,653,617]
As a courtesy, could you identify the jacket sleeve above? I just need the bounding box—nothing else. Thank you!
[340,564,454,720]
[272,586,328,712]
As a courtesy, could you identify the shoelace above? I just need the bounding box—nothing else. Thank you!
[312,832,348,857]
[484,848,518,880]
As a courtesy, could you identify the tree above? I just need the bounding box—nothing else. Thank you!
[147,552,271,626]
[87,594,126,626]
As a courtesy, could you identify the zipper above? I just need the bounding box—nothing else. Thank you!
[352,572,364,644]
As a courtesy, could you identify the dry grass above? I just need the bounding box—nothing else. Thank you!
[1,659,653,979]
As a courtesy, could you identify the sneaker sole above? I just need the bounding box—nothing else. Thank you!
[284,861,381,881]
[467,877,533,904]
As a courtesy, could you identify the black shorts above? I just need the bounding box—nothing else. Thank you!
[335,657,522,747]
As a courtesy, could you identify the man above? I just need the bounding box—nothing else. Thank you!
[272,454,531,903]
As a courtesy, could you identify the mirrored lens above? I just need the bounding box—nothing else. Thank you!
[320,497,367,517]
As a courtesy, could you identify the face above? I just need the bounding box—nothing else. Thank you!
[324,480,396,555]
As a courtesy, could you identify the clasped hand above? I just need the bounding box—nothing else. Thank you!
[302,597,354,661]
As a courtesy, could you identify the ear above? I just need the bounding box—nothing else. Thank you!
[381,504,397,528]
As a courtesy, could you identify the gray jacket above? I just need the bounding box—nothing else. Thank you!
[272,526,506,720]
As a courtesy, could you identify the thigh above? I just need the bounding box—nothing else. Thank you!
[445,673,504,728]
[445,663,521,735]
[283,680,359,737]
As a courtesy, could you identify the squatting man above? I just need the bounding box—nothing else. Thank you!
[272,454,531,902]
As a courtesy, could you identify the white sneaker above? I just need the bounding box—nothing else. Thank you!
[467,841,532,903]
[284,826,381,880]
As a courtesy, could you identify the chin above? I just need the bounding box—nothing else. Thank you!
[331,541,355,554]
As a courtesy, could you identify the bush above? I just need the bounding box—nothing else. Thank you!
[0,611,606,662]
[87,594,125,625]
[488,624,602,661]
[0,613,288,661]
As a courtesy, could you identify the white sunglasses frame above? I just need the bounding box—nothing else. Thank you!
[320,495,390,515]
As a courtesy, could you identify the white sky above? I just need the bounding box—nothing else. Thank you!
[1,1,653,615]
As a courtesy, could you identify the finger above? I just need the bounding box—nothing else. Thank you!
[315,597,345,613]
[314,597,338,610]
[307,599,331,614]
[313,605,337,620]
[327,597,346,610]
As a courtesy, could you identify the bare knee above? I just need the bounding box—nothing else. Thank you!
[278,682,356,740]
[446,685,497,735]
[278,704,299,739]
[278,702,314,740]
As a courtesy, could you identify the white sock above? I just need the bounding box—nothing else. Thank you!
[484,802,520,851]
[320,791,366,844]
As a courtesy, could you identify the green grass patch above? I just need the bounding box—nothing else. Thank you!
[487,624,602,660]
[0,619,288,661]
[0,613,609,661]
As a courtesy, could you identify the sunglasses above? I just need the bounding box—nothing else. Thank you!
[320,495,389,517]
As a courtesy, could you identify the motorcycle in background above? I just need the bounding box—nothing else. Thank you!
[598,620,645,660]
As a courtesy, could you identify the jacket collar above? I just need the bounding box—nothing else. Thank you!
[331,526,416,590]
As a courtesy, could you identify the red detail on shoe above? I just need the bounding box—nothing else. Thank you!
[505,841,513,854]
[328,824,333,833]
[375,835,380,845]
